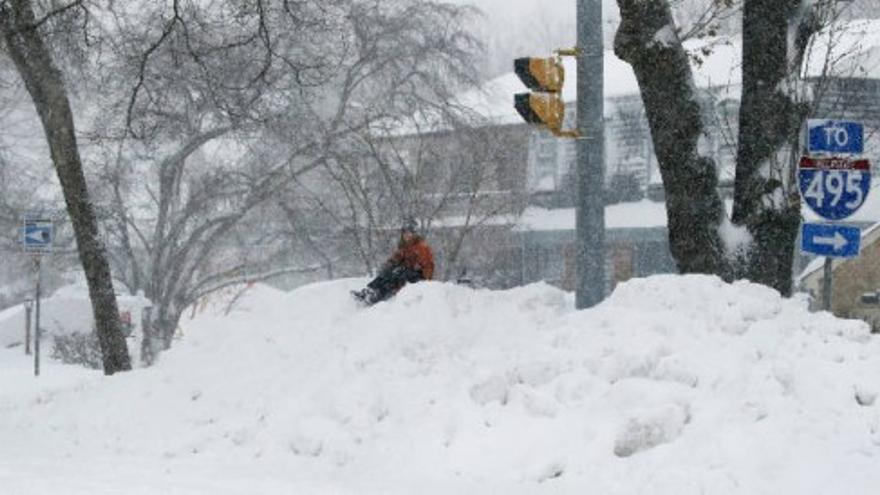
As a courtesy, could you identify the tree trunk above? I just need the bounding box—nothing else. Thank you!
[614,0,727,276]
[732,0,809,296]
[155,306,184,351]
[2,0,131,374]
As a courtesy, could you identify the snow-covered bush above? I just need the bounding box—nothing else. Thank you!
[51,331,102,369]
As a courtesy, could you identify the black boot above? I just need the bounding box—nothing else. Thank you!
[351,287,382,305]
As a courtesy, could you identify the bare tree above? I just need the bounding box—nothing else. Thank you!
[83,0,483,349]
[80,0,364,350]
[276,0,495,276]
[1,0,131,374]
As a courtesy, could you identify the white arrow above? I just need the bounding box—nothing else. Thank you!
[813,232,848,251]
[26,230,46,243]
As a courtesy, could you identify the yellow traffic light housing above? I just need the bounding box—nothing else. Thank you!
[512,51,579,138]
[515,92,565,133]
[514,57,565,93]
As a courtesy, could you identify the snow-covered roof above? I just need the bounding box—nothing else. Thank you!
[514,200,669,232]
[803,18,880,80]
[519,177,880,233]
[437,178,879,245]
[431,199,669,231]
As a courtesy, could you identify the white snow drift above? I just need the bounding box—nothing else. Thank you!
[1,275,879,494]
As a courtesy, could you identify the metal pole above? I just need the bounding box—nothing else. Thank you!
[141,306,153,367]
[24,301,32,355]
[34,257,42,376]
[575,0,606,309]
[822,257,833,311]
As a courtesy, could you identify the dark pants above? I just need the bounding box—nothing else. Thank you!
[360,265,423,304]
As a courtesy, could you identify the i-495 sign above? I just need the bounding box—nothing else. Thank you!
[798,156,871,220]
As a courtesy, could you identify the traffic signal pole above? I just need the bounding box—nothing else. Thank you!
[575,0,606,309]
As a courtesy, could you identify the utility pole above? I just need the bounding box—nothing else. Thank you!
[575,0,605,309]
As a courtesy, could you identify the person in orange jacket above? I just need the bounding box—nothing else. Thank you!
[352,218,434,305]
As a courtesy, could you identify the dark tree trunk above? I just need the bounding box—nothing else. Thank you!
[732,0,810,296]
[614,0,727,276]
[2,0,131,374]
[154,306,183,351]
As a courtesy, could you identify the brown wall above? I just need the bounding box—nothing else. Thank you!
[831,231,880,331]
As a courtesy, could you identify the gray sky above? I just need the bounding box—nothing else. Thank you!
[449,0,618,36]
[449,0,619,77]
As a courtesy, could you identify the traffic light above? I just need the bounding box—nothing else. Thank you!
[514,57,564,93]
[513,54,577,138]
[514,92,564,129]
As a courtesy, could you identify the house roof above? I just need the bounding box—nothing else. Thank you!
[430,199,669,231]
[513,179,880,233]
[513,200,669,232]
[434,178,879,260]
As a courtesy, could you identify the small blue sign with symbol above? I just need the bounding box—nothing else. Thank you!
[798,156,871,221]
[801,223,860,258]
[22,218,53,252]
[808,119,864,154]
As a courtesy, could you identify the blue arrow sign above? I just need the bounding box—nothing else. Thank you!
[808,119,864,154]
[22,219,53,252]
[801,223,860,258]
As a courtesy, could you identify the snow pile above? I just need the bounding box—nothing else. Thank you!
[1,275,880,494]
[0,283,152,349]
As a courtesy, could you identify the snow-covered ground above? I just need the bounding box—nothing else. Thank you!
[1,275,879,494]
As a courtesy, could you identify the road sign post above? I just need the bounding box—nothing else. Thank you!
[24,300,32,355]
[799,119,870,313]
[22,215,53,377]
[34,258,41,377]
[822,258,833,312]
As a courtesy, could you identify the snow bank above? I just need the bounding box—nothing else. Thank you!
[1,275,879,494]
[0,283,152,353]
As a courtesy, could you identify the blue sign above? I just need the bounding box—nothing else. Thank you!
[808,119,864,154]
[801,223,860,258]
[22,218,53,252]
[798,157,871,220]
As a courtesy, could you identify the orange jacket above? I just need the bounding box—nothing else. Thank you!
[387,236,434,280]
